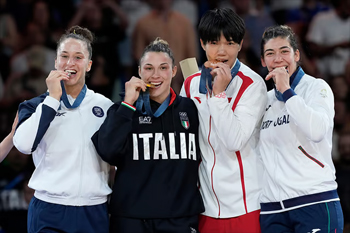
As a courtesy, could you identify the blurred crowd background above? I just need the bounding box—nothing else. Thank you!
[0,0,349,232]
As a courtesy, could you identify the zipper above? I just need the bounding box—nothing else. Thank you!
[208,116,220,217]
[268,116,282,203]
[236,151,248,213]
[298,146,324,168]
[77,109,85,205]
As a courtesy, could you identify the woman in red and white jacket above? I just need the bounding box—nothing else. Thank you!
[181,8,267,233]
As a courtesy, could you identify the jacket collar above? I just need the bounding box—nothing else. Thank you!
[199,59,241,94]
[275,66,304,101]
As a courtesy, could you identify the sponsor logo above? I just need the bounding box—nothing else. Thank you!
[56,112,66,117]
[308,229,321,233]
[92,106,104,117]
[179,112,190,129]
[139,116,152,124]
[194,97,201,103]
[190,227,197,233]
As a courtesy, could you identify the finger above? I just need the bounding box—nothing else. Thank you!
[216,68,226,78]
[215,69,222,80]
[213,68,229,82]
[274,66,288,74]
[130,76,138,81]
[141,82,147,92]
[48,71,68,80]
[51,70,68,77]
[265,72,274,81]
[210,69,217,77]
[137,79,147,92]
[60,75,69,81]
[213,62,229,69]
[127,78,142,91]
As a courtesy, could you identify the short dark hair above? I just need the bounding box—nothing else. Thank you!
[198,8,245,45]
[57,25,94,59]
[139,37,175,67]
[260,25,299,58]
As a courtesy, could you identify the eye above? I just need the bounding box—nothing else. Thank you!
[145,67,153,70]
[266,52,273,56]
[209,41,217,45]
[160,66,168,70]
[61,55,68,58]
[228,41,235,45]
[281,50,289,54]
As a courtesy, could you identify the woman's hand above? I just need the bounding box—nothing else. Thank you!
[265,67,290,93]
[46,71,69,101]
[206,62,232,96]
[124,76,147,105]
[10,111,18,136]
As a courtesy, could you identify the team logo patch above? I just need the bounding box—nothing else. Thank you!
[179,112,190,129]
[320,89,327,98]
[92,106,104,117]
[139,116,152,124]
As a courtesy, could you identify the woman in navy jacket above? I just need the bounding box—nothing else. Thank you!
[92,37,204,233]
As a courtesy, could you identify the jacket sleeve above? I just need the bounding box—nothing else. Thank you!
[285,79,334,142]
[208,79,267,152]
[13,95,59,154]
[91,103,134,165]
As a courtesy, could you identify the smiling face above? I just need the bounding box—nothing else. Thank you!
[139,51,177,103]
[201,32,242,68]
[261,37,300,75]
[55,38,92,88]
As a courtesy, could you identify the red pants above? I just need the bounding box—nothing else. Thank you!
[199,210,261,233]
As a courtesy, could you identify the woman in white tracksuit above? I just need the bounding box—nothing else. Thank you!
[259,25,344,233]
[13,25,112,233]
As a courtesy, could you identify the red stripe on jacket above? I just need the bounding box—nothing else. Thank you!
[231,72,253,111]
[184,73,201,98]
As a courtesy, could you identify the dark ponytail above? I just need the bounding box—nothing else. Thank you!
[57,25,94,59]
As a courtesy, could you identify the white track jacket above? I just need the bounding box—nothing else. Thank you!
[259,68,339,214]
[181,59,267,218]
[13,88,113,206]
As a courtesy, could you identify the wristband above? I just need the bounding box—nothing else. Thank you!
[214,91,226,99]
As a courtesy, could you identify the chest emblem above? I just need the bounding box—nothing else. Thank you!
[92,106,104,117]
[179,112,190,129]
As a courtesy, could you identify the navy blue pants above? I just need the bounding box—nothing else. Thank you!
[260,201,344,233]
[109,214,199,233]
[27,196,109,233]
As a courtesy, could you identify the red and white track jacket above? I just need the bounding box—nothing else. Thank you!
[180,60,267,218]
